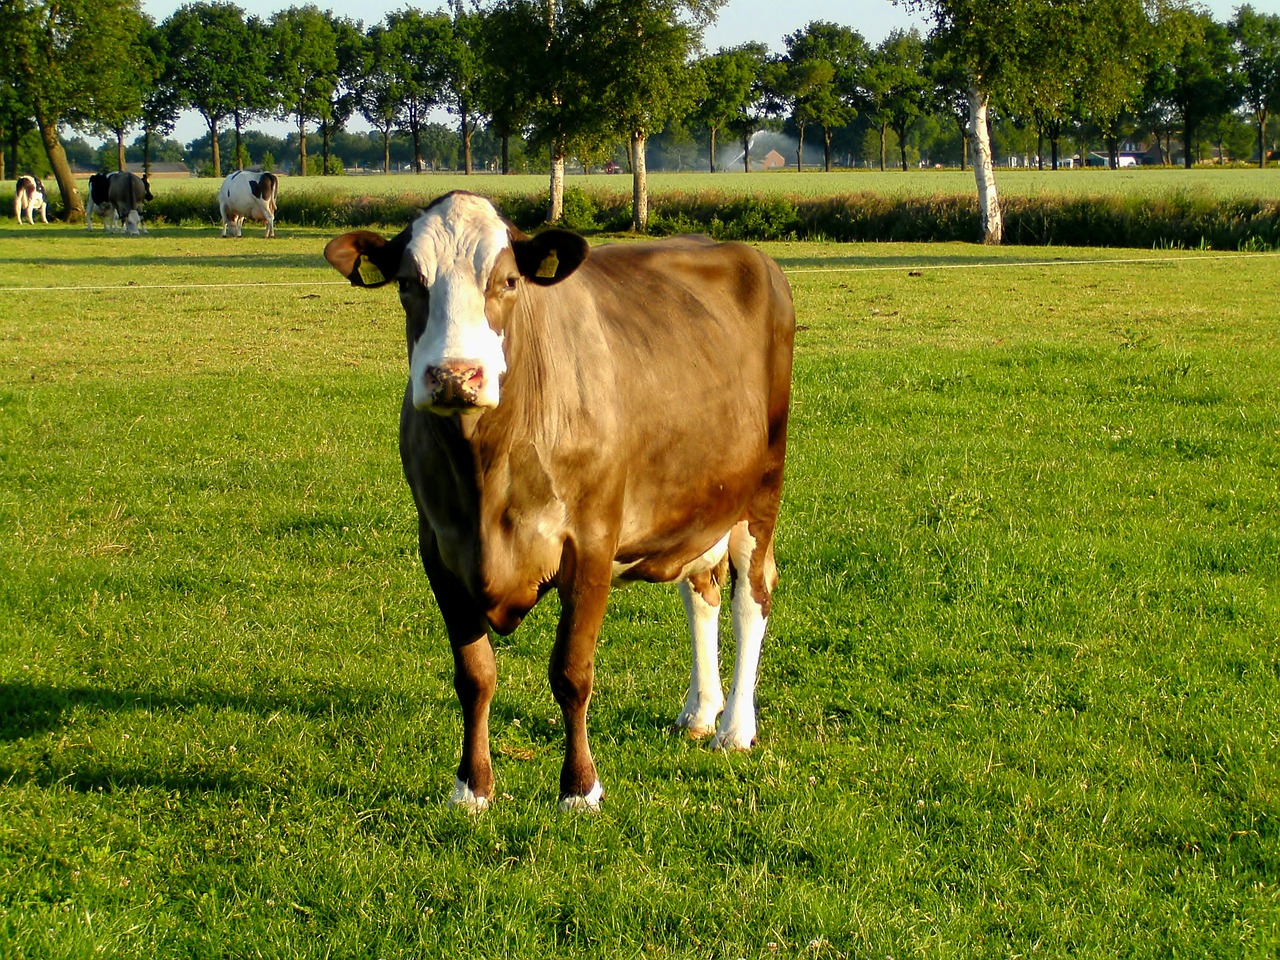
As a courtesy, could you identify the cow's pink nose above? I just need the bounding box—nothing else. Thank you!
[424,361,486,409]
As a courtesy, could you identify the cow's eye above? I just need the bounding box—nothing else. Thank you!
[502,275,519,293]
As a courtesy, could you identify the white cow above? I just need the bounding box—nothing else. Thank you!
[218,170,278,238]
[14,175,49,224]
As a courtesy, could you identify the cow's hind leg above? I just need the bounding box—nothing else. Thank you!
[714,519,778,751]
[676,558,727,738]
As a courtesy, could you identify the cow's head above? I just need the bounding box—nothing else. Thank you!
[324,191,588,414]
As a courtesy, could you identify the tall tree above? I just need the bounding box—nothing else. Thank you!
[1147,4,1239,168]
[360,22,405,173]
[436,2,485,175]
[877,28,928,171]
[270,5,339,176]
[723,42,780,173]
[3,0,147,219]
[900,0,1045,242]
[690,46,759,172]
[316,14,366,175]
[1074,0,1153,169]
[1232,4,1280,166]
[782,22,867,172]
[138,18,181,177]
[384,8,450,175]
[590,0,710,231]
[162,2,264,177]
[475,1,536,174]
[80,11,155,170]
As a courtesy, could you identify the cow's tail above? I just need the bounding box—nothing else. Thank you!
[259,173,279,211]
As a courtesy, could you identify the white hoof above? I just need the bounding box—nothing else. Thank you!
[711,713,756,751]
[558,780,603,812]
[450,777,490,812]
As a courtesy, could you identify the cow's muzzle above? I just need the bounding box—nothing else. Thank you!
[421,360,490,412]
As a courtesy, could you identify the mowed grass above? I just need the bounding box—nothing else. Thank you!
[1,223,1279,958]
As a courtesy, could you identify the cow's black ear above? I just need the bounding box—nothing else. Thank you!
[324,229,407,288]
[513,229,589,286]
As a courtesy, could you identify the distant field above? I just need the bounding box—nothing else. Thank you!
[1,225,1278,957]
[121,166,1280,204]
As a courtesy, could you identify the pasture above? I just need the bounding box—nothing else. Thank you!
[1,218,1278,958]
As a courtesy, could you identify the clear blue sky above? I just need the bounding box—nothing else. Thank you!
[138,0,1278,145]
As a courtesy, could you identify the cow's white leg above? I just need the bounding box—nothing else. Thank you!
[676,576,724,738]
[714,522,771,751]
[264,215,275,239]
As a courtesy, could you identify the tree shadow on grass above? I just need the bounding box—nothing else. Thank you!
[0,681,441,799]
[0,680,385,743]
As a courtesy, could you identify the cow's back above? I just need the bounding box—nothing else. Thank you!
[514,235,794,572]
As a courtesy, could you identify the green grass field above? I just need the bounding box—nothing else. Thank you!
[1,222,1278,958]
[128,166,1280,203]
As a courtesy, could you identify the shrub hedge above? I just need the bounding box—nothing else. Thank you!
[146,185,1280,250]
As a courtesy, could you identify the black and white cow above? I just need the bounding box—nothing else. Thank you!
[218,170,278,238]
[14,175,49,224]
[86,171,152,233]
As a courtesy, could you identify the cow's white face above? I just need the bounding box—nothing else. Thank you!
[401,193,512,412]
[324,191,591,415]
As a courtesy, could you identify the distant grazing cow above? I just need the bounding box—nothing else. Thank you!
[325,191,795,811]
[14,175,48,224]
[218,170,278,238]
[86,171,152,233]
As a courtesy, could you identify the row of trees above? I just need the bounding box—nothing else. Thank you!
[3,0,1280,239]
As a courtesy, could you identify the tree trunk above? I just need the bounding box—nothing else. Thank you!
[878,123,887,171]
[823,127,833,171]
[501,132,510,174]
[548,145,565,222]
[143,126,152,178]
[115,128,126,171]
[39,120,84,222]
[899,133,908,171]
[968,87,1002,245]
[461,106,472,174]
[412,121,423,173]
[209,116,222,177]
[235,111,244,170]
[742,131,751,172]
[298,115,308,175]
[795,121,805,171]
[322,120,331,175]
[1259,112,1268,168]
[1183,119,1194,169]
[708,126,717,173]
[631,131,647,233]
[382,125,391,173]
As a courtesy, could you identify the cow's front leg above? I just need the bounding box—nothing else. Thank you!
[421,533,495,811]
[450,633,497,810]
[552,551,612,811]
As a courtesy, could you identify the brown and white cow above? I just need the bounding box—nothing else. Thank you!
[14,175,49,224]
[325,191,794,811]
